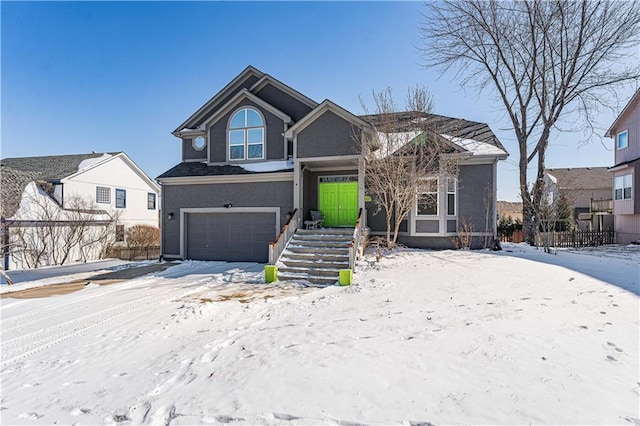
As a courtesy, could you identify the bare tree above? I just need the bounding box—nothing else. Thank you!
[420,0,640,243]
[7,184,120,268]
[359,86,457,249]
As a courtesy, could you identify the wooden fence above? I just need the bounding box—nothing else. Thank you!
[107,246,160,261]
[537,230,614,248]
[499,230,524,243]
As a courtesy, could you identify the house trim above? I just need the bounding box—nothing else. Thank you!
[158,172,294,185]
[250,74,318,109]
[172,66,264,135]
[179,207,280,260]
[201,89,292,130]
[285,99,370,139]
[60,152,160,193]
[606,89,640,137]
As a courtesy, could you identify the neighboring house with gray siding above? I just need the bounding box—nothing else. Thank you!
[157,66,508,262]
[606,89,640,244]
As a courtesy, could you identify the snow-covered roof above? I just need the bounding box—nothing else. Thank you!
[77,153,112,172]
[239,160,294,173]
[441,134,508,157]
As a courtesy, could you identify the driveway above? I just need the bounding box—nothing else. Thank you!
[2,259,131,285]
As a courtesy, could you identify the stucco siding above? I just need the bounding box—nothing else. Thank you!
[193,75,261,129]
[458,164,495,233]
[182,138,207,161]
[297,111,360,158]
[161,180,293,256]
[255,84,313,123]
[416,220,439,233]
[208,99,285,163]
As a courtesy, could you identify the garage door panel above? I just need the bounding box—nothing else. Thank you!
[186,211,276,262]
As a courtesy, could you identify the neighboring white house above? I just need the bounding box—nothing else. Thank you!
[1,152,160,269]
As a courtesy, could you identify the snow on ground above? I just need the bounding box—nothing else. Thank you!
[0,260,136,294]
[0,245,638,425]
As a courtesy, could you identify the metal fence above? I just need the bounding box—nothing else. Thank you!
[107,246,160,261]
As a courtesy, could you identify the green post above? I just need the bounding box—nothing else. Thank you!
[265,265,278,283]
[339,269,352,286]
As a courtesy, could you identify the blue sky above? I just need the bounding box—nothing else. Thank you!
[2,1,636,201]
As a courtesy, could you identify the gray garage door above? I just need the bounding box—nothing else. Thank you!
[185,212,276,262]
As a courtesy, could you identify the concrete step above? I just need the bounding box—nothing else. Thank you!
[279,258,349,270]
[277,266,341,277]
[281,252,350,263]
[289,240,350,248]
[292,234,353,242]
[296,228,354,236]
[285,246,350,255]
[277,272,338,286]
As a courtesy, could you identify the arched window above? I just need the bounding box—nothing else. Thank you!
[228,108,265,160]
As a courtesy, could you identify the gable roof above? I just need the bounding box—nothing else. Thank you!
[360,111,507,152]
[249,74,318,110]
[1,152,120,182]
[198,89,292,130]
[545,167,612,190]
[1,152,159,219]
[173,66,265,135]
[606,89,640,137]
[285,99,371,139]
[1,152,116,218]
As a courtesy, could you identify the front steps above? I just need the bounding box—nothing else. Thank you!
[277,228,353,286]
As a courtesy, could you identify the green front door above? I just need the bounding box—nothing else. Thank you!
[319,181,358,227]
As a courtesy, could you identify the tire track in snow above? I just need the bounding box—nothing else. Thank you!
[0,268,220,336]
[0,283,193,368]
[0,281,153,336]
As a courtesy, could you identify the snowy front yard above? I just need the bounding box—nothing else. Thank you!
[1,245,638,425]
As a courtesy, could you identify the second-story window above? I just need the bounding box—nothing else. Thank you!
[617,130,628,149]
[228,107,265,161]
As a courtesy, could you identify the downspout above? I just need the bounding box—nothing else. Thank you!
[1,217,9,271]
[493,159,498,236]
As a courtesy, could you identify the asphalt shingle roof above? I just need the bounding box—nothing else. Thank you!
[545,167,612,190]
[157,162,293,179]
[359,111,506,152]
[1,152,119,218]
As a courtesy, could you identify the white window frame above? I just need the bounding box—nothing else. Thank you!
[446,177,457,216]
[96,186,110,204]
[227,107,266,161]
[192,135,207,151]
[614,173,632,200]
[416,177,439,216]
[617,130,628,150]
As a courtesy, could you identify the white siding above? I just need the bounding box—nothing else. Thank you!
[64,155,159,228]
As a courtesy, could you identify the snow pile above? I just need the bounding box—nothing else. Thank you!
[77,153,112,173]
[441,133,507,156]
[0,246,637,424]
[239,160,294,173]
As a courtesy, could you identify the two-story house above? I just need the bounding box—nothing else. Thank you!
[544,167,613,232]
[606,89,640,245]
[157,66,508,269]
[1,152,160,269]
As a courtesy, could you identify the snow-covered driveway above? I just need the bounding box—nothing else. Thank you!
[0,246,638,425]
